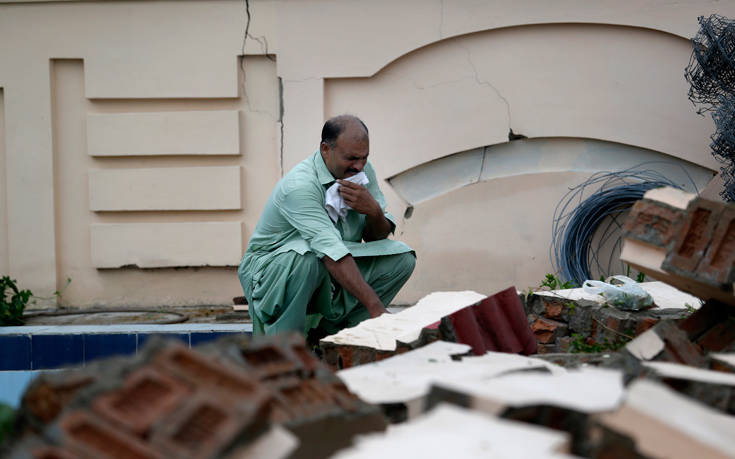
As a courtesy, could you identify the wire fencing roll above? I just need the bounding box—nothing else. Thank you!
[686,14,735,201]
[550,164,697,287]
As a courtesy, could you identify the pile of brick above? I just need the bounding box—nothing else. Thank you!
[524,284,693,354]
[8,334,386,458]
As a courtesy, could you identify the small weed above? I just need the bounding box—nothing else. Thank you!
[1,276,31,326]
[539,273,575,291]
[570,332,631,354]
[566,301,576,316]
[684,303,697,314]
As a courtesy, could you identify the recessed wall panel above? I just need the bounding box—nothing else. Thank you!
[90,222,242,268]
[87,111,240,156]
[89,166,241,211]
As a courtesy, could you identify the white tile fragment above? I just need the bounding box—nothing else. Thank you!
[322,291,486,351]
[332,404,571,459]
[337,341,561,405]
[625,329,665,360]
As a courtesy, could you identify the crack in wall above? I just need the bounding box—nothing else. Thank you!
[278,76,284,177]
[461,45,513,132]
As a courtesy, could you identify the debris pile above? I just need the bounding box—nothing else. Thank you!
[8,334,385,458]
[320,287,535,370]
[326,187,735,458]
[525,281,697,354]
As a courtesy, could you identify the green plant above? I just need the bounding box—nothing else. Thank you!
[1,276,31,326]
[539,273,575,291]
[635,272,646,283]
[569,332,631,354]
[566,301,576,316]
[0,403,14,447]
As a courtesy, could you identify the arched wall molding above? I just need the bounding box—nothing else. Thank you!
[387,137,714,207]
[323,23,716,181]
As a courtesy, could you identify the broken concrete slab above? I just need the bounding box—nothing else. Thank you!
[595,379,735,459]
[429,367,625,416]
[336,341,560,419]
[322,288,537,369]
[331,404,572,459]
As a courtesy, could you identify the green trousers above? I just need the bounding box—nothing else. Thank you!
[242,252,415,336]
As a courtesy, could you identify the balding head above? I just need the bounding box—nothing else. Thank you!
[319,114,370,179]
[321,114,369,148]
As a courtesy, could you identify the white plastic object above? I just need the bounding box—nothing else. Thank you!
[582,275,654,311]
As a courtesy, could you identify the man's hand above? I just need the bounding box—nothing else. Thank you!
[337,179,393,241]
[337,180,382,218]
[322,255,389,318]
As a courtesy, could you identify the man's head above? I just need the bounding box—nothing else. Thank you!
[320,115,369,179]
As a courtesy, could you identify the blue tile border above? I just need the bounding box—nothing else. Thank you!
[0,324,253,371]
[0,335,32,370]
[32,334,85,370]
[85,334,137,363]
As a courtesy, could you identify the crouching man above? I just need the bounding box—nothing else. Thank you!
[238,114,415,337]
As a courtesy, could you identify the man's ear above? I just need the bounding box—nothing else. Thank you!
[319,141,329,159]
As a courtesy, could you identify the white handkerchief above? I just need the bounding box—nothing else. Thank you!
[325,171,369,223]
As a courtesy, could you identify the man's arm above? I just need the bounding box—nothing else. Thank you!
[337,179,393,241]
[322,254,388,318]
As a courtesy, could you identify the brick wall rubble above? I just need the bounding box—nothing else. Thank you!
[8,333,386,459]
[321,287,536,370]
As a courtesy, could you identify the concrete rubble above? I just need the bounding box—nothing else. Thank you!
[4,189,735,458]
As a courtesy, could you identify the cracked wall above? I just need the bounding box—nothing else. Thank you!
[2,0,734,307]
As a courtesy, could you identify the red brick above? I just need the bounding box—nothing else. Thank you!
[241,343,301,380]
[622,199,684,247]
[532,318,568,344]
[545,301,564,320]
[697,320,735,352]
[22,374,95,425]
[150,391,267,459]
[678,300,730,341]
[92,367,190,436]
[665,198,724,274]
[156,345,268,400]
[655,321,706,367]
[635,317,659,335]
[699,207,735,285]
[59,411,162,459]
[31,446,79,459]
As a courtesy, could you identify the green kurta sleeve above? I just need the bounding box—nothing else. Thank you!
[272,177,350,262]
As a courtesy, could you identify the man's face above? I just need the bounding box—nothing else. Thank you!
[320,126,369,180]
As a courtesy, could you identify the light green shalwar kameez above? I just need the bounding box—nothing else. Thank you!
[237,151,415,336]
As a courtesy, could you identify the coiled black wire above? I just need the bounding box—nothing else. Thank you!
[551,163,698,286]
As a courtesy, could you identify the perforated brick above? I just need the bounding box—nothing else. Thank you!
[664,198,724,275]
[59,411,162,459]
[156,345,268,400]
[93,367,190,436]
[149,391,267,459]
[699,207,735,286]
[622,199,684,247]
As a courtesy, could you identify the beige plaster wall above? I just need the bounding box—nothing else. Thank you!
[0,0,732,307]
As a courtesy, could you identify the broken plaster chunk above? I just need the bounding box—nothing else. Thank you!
[435,367,625,415]
[336,342,560,406]
[642,187,696,210]
[331,404,571,459]
[711,353,735,368]
[596,380,735,459]
[642,361,735,386]
[625,329,665,360]
[321,291,486,351]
